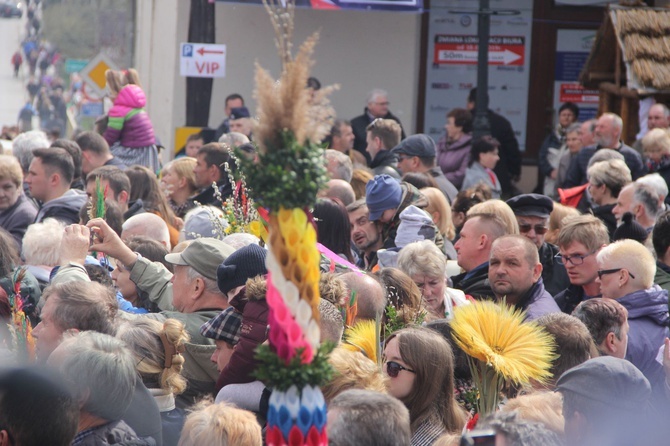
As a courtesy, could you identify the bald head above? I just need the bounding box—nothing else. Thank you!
[318,179,356,207]
[122,213,171,250]
[339,272,386,322]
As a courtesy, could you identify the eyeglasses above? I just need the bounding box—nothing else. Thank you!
[518,224,548,235]
[597,268,635,280]
[385,361,415,378]
[555,251,596,266]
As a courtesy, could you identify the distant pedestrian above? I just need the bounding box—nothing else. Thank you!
[11,51,22,77]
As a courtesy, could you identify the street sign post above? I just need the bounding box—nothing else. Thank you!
[79,53,119,98]
[180,43,226,78]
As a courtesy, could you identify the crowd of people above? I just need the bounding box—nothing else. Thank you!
[1,70,670,446]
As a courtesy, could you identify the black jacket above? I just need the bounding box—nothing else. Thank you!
[191,179,232,208]
[351,108,405,164]
[451,263,495,301]
[554,284,600,315]
[539,242,570,297]
[369,150,400,179]
[487,110,521,197]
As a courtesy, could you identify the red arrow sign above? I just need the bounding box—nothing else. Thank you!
[197,47,224,56]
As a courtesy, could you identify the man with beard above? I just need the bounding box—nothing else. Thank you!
[347,199,382,271]
[564,113,645,187]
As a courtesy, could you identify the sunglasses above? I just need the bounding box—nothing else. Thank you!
[386,361,415,378]
[597,268,635,280]
[518,224,548,235]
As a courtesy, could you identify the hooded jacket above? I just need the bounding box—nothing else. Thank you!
[380,182,428,249]
[617,285,670,389]
[34,189,87,225]
[216,277,269,390]
[104,84,156,148]
[437,133,472,189]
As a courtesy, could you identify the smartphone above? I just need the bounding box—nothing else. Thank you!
[460,429,496,446]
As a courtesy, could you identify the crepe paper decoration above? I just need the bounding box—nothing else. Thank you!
[315,243,364,276]
[6,268,35,363]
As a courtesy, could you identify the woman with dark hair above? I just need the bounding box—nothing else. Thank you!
[437,108,473,189]
[313,198,354,263]
[461,136,501,199]
[450,184,491,238]
[383,327,467,445]
[125,165,180,247]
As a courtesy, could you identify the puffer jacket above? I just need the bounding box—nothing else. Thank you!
[104,84,156,148]
[437,133,471,189]
[618,285,669,389]
[216,277,269,390]
[380,182,428,249]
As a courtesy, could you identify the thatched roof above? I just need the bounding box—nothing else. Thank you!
[581,5,670,93]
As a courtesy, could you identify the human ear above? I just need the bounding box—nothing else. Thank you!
[0,430,11,446]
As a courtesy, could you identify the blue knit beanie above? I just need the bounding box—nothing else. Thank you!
[366,174,402,221]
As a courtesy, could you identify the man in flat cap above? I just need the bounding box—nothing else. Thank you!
[557,356,655,446]
[228,106,253,139]
[392,134,458,203]
[506,193,569,296]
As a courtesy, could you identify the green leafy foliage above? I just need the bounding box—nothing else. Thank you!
[237,131,328,211]
[253,342,335,391]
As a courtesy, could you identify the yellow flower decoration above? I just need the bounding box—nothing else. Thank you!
[451,301,556,385]
[450,300,556,415]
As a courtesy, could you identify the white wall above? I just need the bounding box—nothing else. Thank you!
[209,4,422,134]
[137,2,422,158]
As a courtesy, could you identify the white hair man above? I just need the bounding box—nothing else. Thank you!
[328,389,411,446]
[564,113,645,187]
[612,182,662,231]
[325,149,354,183]
[350,88,405,162]
[10,129,49,175]
[47,332,151,445]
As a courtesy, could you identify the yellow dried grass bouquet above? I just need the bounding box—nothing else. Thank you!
[450,300,556,415]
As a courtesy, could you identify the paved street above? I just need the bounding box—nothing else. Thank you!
[0,13,28,129]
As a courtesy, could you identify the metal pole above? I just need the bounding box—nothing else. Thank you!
[473,0,490,139]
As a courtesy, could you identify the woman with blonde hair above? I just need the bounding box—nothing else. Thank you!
[117,318,190,446]
[544,202,580,245]
[383,327,467,445]
[642,127,670,190]
[160,157,198,218]
[321,348,387,403]
[467,199,520,235]
[421,187,456,242]
[350,168,373,200]
[178,402,262,446]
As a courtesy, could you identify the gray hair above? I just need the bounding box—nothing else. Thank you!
[346,198,367,214]
[328,389,411,446]
[637,173,669,200]
[587,159,631,198]
[366,88,388,105]
[55,332,136,422]
[218,132,250,147]
[482,411,564,446]
[222,233,261,250]
[21,218,65,266]
[586,148,624,169]
[565,122,582,135]
[42,281,118,335]
[632,182,662,220]
[325,149,354,182]
[601,112,623,133]
[11,130,49,172]
[339,272,387,321]
[185,264,221,295]
[122,213,171,249]
[650,103,670,118]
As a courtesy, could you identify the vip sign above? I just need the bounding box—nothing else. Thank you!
[180,43,227,78]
